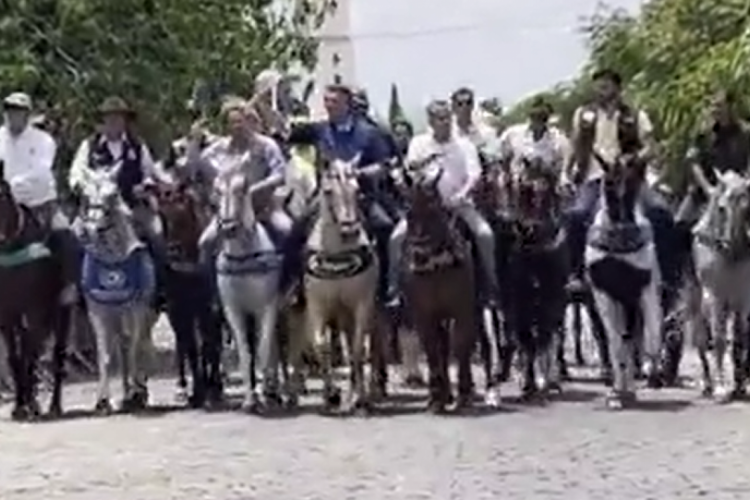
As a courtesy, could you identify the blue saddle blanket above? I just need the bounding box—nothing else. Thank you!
[216,250,284,276]
[81,247,155,305]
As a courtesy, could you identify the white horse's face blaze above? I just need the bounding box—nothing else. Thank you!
[82,176,120,236]
[217,172,254,237]
[321,160,361,240]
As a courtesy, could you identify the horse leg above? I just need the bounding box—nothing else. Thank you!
[284,305,310,408]
[730,310,749,399]
[571,300,585,366]
[222,297,255,412]
[350,300,374,415]
[367,308,389,402]
[3,328,27,420]
[454,310,477,410]
[255,300,282,410]
[167,294,203,407]
[709,299,730,402]
[593,290,629,409]
[48,305,72,417]
[308,299,339,410]
[416,314,444,413]
[641,279,663,389]
[88,307,114,414]
[197,303,224,407]
[399,312,425,387]
[478,305,502,407]
[123,304,153,411]
[586,294,612,384]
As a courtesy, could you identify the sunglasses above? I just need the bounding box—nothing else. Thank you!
[453,99,473,107]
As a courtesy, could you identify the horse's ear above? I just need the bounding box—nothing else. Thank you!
[431,168,444,190]
[0,160,4,181]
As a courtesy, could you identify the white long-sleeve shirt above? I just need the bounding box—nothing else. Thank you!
[406,133,481,204]
[68,134,162,192]
[498,123,570,181]
[0,125,58,206]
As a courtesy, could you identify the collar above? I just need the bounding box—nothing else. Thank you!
[329,115,354,133]
[99,133,126,145]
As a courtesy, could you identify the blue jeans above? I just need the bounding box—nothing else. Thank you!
[565,179,601,276]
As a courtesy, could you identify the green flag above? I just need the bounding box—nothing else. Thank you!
[388,83,405,126]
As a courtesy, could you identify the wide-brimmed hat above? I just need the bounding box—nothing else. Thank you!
[3,92,32,110]
[98,96,135,117]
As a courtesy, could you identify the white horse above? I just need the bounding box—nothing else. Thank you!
[214,169,284,412]
[77,166,156,413]
[585,159,662,409]
[690,170,750,402]
[300,155,380,414]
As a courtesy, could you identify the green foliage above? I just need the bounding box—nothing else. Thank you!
[504,0,750,191]
[0,0,328,159]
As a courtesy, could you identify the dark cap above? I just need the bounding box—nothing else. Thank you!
[98,96,135,117]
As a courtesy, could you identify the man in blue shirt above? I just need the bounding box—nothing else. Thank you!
[286,83,394,299]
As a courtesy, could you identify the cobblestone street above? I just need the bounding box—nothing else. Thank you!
[1,319,749,499]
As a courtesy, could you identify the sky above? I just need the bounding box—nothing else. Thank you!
[349,0,645,117]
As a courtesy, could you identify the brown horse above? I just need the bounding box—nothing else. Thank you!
[153,179,224,408]
[503,158,569,398]
[0,163,69,420]
[400,168,477,412]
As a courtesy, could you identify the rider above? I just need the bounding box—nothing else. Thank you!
[563,69,665,292]
[451,87,498,162]
[0,92,78,304]
[284,83,393,298]
[164,99,218,174]
[69,96,169,277]
[190,99,290,270]
[677,90,750,226]
[497,96,570,181]
[387,99,501,306]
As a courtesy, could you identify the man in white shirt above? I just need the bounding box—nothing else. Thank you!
[498,97,570,183]
[387,100,500,306]
[451,87,499,161]
[0,92,76,303]
[564,69,657,289]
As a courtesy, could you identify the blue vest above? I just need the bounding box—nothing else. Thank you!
[88,133,143,207]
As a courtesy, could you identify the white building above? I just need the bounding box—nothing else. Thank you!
[308,0,357,118]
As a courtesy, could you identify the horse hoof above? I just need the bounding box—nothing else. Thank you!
[731,385,747,400]
[646,373,664,389]
[11,406,28,421]
[403,374,426,389]
[546,382,563,395]
[484,387,502,408]
[605,394,624,410]
[263,391,283,411]
[714,386,732,404]
[700,384,713,398]
[48,404,63,419]
[95,399,113,415]
[426,398,446,414]
[453,394,473,411]
[241,396,261,414]
[601,367,614,386]
[285,394,299,410]
[324,387,341,409]
[174,387,189,404]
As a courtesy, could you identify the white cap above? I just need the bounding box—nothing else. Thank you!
[3,92,32,109]
[255,69,282,94]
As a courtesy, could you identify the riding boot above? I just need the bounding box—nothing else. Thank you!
[49,229,79,305]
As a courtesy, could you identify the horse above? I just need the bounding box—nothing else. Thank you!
[77,165,156,414]
[153,178,223,408]
[585,152,662,409]
[0,164,70,420]
[503,157,568,399]
[297,155,381,414]
[400,167,478,413]
[214,168,285,413]
[690,170,750,402]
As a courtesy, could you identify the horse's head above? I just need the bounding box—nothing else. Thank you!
[713,170,750,249]
[515,156,558,217]
[597,151,640,223]
[79,164,128,237]
[318,154,363,241]
[403,166,451,237]
[215,169,256,238]
[155,180,202,246]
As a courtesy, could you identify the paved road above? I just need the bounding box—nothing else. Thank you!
[1,318,749,500]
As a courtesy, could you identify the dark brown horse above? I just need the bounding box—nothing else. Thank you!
[153,179,223,407]
[401,168,477,412]
[503,158,569,398]
[0,162,69,420]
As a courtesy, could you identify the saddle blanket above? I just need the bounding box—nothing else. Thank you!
[81,247,155,306]
[305,246,374,279]
[216,250,283,276]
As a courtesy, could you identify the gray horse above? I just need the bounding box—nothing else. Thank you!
[214,170,284,412]
[690,170,750,402]
[77,166,156,413]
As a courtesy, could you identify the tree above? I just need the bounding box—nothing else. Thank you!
[504,0,750,190]
[0,0,330,160]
